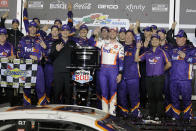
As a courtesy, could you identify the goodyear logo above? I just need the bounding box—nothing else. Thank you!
[4,68,28,78]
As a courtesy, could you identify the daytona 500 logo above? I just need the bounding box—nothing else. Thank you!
[72,70,93,84]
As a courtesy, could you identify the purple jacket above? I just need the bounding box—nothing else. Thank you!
[169,45,194,80]
[0,41,14,58]
[140,46,171,76]
[17,35,44,61]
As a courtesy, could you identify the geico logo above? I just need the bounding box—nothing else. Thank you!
[98,4,118,9]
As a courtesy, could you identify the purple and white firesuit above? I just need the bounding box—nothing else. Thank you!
[93,40,124,115]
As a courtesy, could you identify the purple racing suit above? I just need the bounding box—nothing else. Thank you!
[18,35,46,106]
[169,45,194,119]
[118,43,140,117]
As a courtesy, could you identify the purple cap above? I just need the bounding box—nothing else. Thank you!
[54,19,62,25]
[157,28,166,34]
[150,25,157,30]
[79,24,88,31]
[151,34,160,40]
[51,25,59,30]
[12,18,19,24]
[61,24,70,31]
[101,26,109,32]
[143,26,152,32]
[119,27,126,33]
[33,17,40,23]
[175,30,187,38]
[28,21,37,28]
[0,28,7,35]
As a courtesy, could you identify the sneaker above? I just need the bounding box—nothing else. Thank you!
[146,115,152,120]
[171,117,176,121]
[154,117,159,121]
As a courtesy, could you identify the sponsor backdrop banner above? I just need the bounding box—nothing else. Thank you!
[26,0,170,28]
[179,0,196,25]
[0,58,38,88]
[0,0,18,24]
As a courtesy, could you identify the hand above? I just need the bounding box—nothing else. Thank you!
[67,2,72,11]
[129,24,134,30]
[172,21,177,30]
[93,27,100,36]
[40,40,47,49]
[56,42,64,52]
[178,51,186,59]
[133,24,139,35]
[75,22,83,30]
[116,74,122,83]
[30,55,38,60]
[136,42,142,49]
[136,20,140,28]
[24,0,28,8]
[2,12,8,19]
[42,24,49,32]
[8,55,15,61]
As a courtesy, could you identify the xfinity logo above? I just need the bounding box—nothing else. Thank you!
[126,4,145,12]
[74,3,91,10]
[98,4,118,10]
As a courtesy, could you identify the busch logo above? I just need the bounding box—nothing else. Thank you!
[74,3,91,10]
[50,1,67,9]
[98,4,118,9]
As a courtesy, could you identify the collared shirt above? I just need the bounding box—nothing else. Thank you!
[140,46,170,76]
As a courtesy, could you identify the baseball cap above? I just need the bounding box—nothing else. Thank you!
[175,30,187,38]
[101,26,109,32]
[28,21,37,28]
[54,19,62,25]
[143,26,152,32]
[119,27,126,33]
[150,25,158,30]
[51,25,59,30]
[61,24,70,31]
[12,18,19,24]
[79,24,88,31]
[0,28,7,35]
[151,34,160,40]
[33,17,40,23]
[157,28,166,34]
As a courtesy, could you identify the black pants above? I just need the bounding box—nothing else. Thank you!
[146,75,165,117]
[53,72,72,104]
[0,88,14,106]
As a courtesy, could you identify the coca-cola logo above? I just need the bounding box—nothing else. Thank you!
[0,0,8,7]
[73,3,91,10]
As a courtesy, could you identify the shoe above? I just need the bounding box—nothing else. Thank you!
[171,117,176,121]
[154,117,159,121]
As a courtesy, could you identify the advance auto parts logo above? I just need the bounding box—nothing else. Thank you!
[72,70,93,84]
[4,68,28,79]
